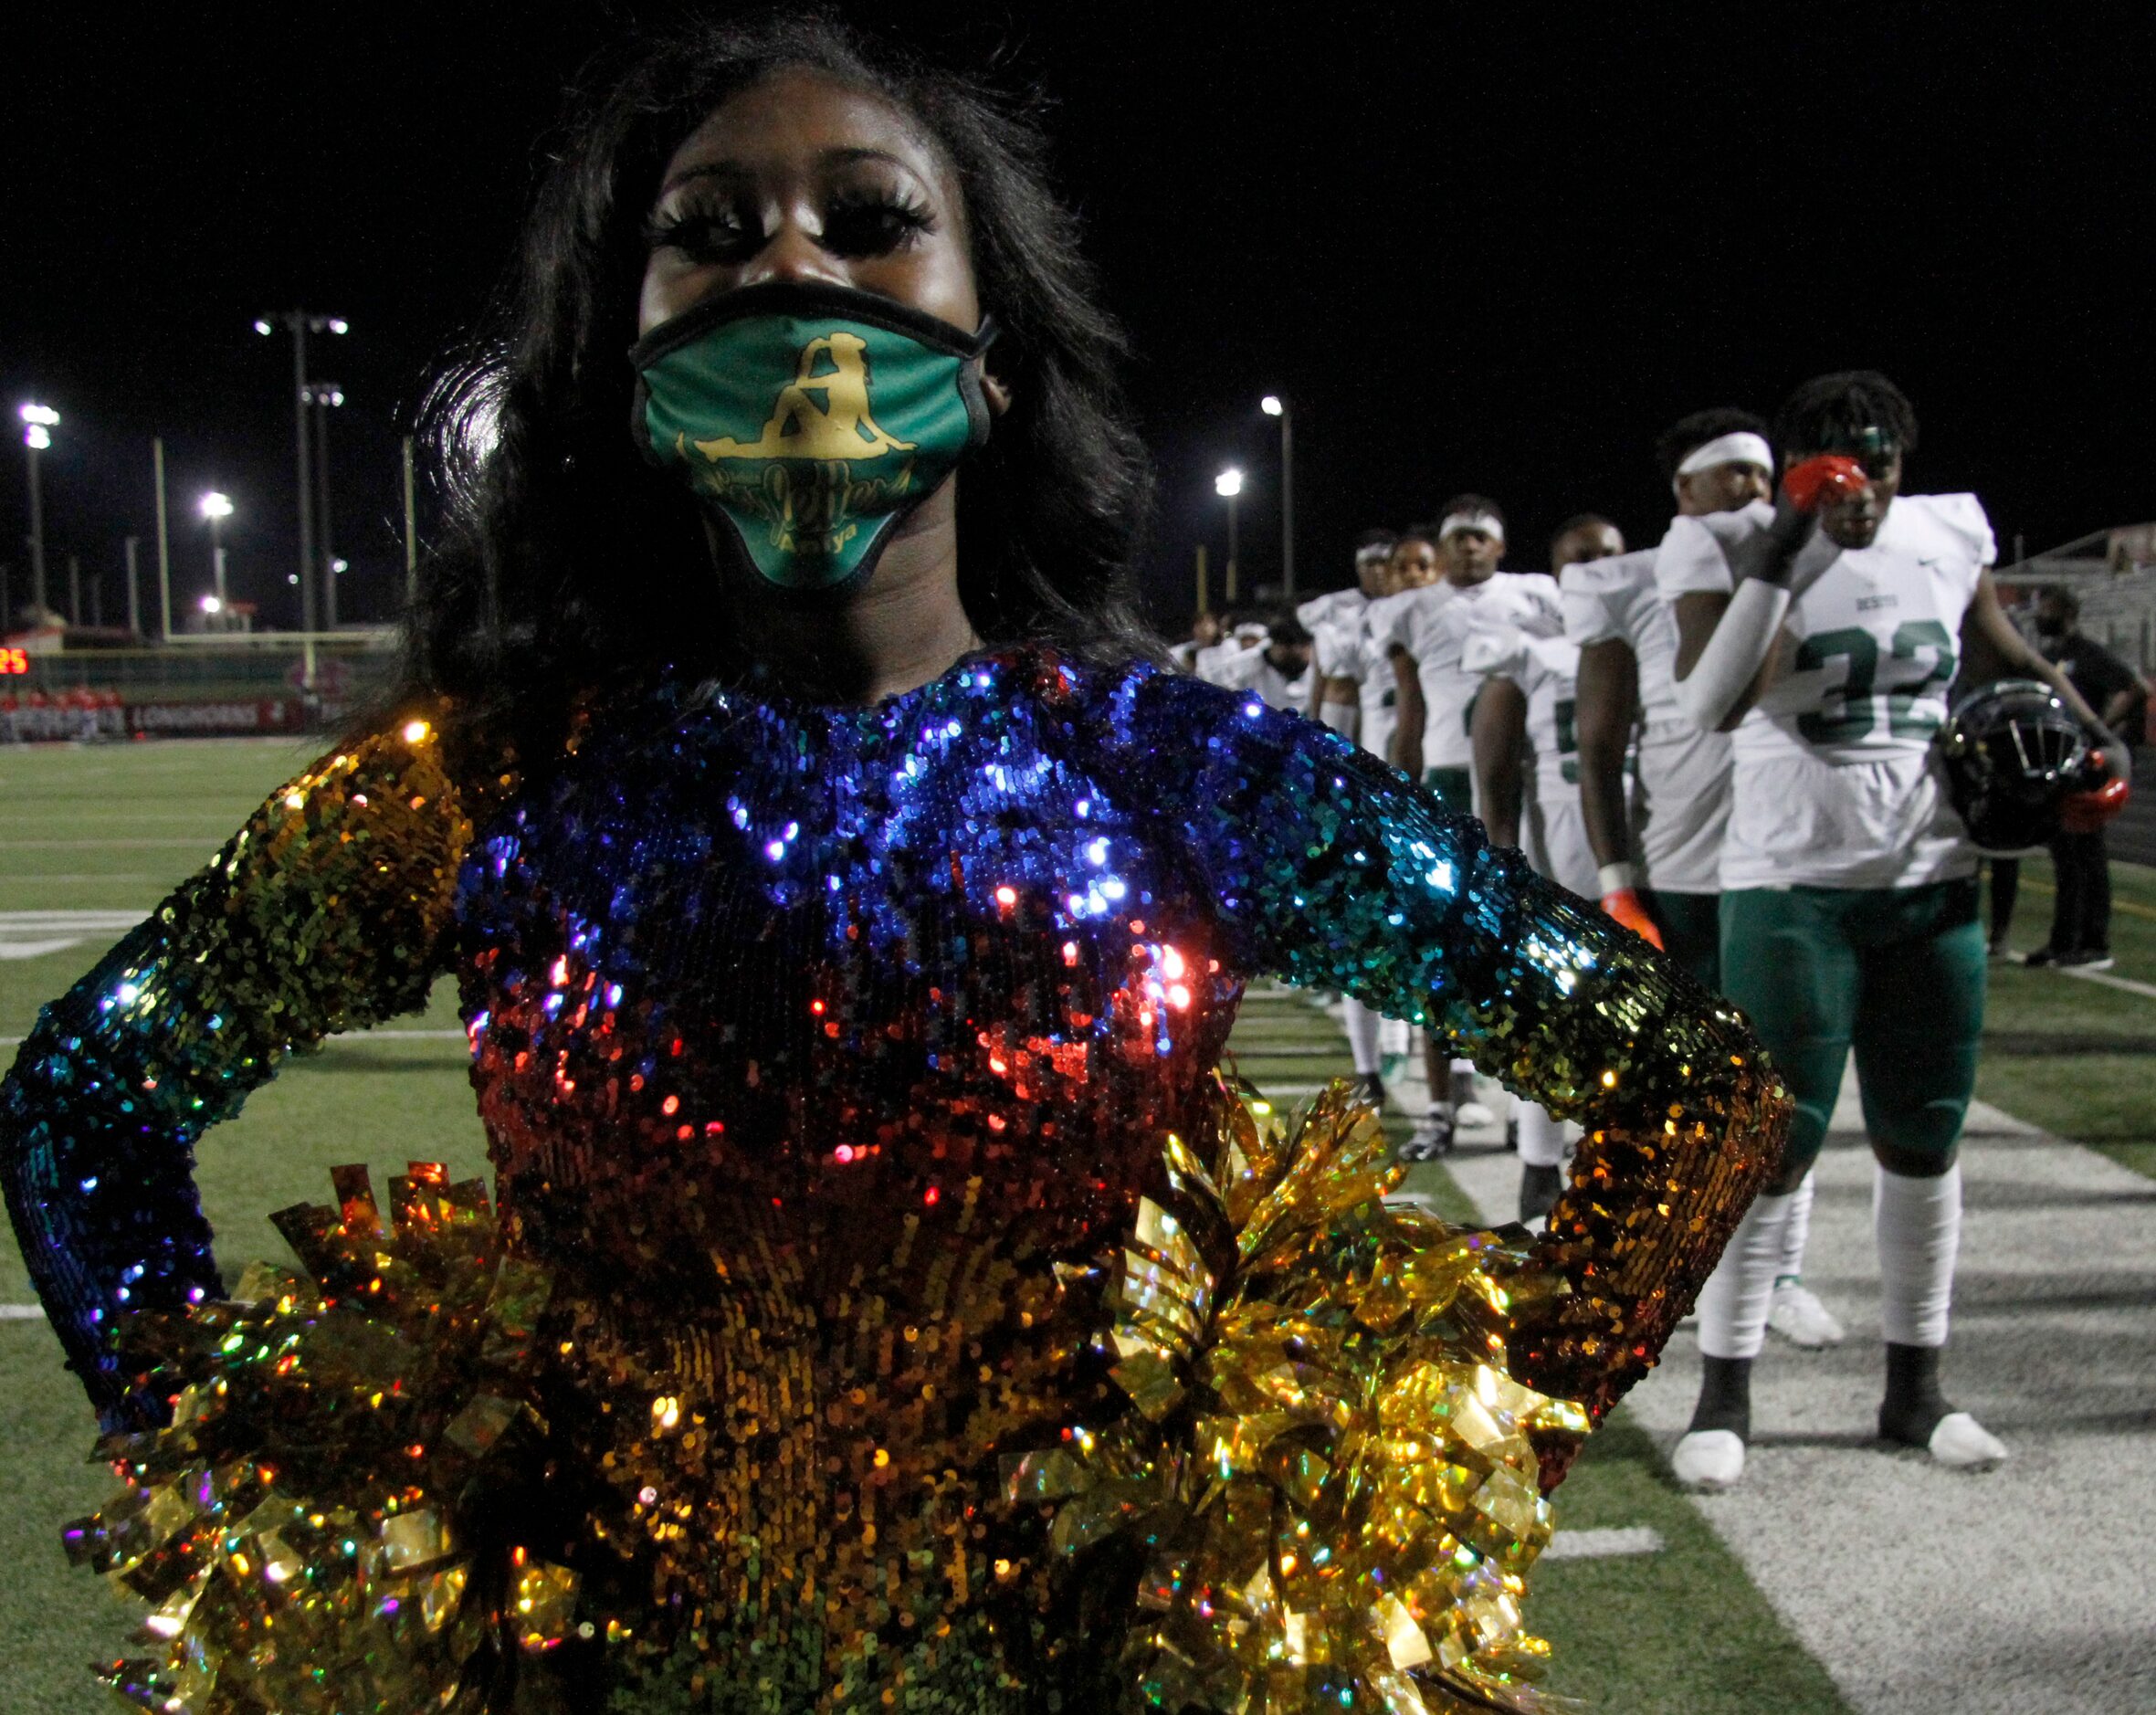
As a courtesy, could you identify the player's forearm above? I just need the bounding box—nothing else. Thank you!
[1572,644,1638,868]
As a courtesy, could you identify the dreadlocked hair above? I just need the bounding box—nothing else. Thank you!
[1774,371,1919,461]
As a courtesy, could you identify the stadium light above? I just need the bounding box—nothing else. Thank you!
[1257,395,1294,593]
[19,402,59,613]
[1215,468,1245,605]
[198,491,234,605]
[254,319,275,336]
[200,594,223,615]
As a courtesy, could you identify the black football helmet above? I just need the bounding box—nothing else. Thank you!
[1935,679,2092,853]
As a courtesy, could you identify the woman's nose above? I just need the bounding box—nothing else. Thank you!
[741,218,844,289]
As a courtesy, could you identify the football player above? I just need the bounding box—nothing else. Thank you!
[1563,411,1843,1350]
[1659,371,2130,1489]
[1378,498,1563,1156]
[1469,514,1620,1217]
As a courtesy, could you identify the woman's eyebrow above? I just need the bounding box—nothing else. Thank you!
[656,146,927,201]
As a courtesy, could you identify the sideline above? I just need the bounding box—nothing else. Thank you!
[1433,1061,2156,1715]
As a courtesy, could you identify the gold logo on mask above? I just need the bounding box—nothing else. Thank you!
[695,332,915,462]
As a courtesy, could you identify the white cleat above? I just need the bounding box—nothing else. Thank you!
[1928,1412,2008,1471]
[1670,1428,1746,1492]
[1768,1281,1846,1348]
[1455,1099,1498,1130]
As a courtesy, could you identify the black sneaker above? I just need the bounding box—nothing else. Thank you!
[2021,946,2062,967]
[1351,1071,1387,1110]
[1398,1110,1455,1162]
[2057,949,2116,971]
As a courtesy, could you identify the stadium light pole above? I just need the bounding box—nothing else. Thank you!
[19,403,59,616]
[198,490,234,605]
[305,381,346,627]
[255,311,348,643]
[1260,395,1294,595]
[1215,467,1245,605]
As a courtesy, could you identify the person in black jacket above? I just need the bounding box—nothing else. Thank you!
[2024,588,2151,970]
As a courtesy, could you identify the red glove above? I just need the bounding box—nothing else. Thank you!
[1783,454,1869,513]
[2060,766,2130,834]
[1602,889,1667,951]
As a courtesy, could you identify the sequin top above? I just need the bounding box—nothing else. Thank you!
[4,649,1778,1701]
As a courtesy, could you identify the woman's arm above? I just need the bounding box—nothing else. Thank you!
[1469,675,1528,849]
[1126,672,1788,1427]
[1388,645,1425,777]
[0,717,493,1427]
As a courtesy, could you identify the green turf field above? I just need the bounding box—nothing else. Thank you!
[4,734,2145,1712]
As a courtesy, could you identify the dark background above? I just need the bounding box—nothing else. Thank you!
[5,2,2151,636]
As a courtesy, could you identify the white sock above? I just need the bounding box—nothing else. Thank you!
[1876,1163,1961,1348]
[1318,700,1358,738]
[1341,996,1383,1076]
[1777,1170,1816,1282]
[1695,1191,1796,1361]
[1516,1101,1571,1168]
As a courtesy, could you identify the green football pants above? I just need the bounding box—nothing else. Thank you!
[1720,879,1984,1188]
[1642,888,1721,990]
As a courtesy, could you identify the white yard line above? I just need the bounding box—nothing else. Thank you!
[0,1029,469,1048]
[0,1305,47,1321]
[0,839,215,850]
[2056,963,2156,1002]
[1540,1526,1664,1562]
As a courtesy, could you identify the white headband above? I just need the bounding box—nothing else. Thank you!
[1676,431,1775,481]
[1439,510,1505,544]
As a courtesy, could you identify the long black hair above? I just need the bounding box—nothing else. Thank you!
[391,10,1157,772]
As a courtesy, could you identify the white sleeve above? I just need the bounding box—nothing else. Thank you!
[1654,513,1740,600]
[1460,624,1529,683]
[1560,561,1629,647]
[1367,592,1414,658]
[1671,581,1791,731]
[1312,622,1360,681]
[1913,492,1998,568]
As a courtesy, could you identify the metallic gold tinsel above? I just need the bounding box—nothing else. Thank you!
[1008,1080,1588,1715]
[69,1078,1595,1715]
[66,1163,563,1714]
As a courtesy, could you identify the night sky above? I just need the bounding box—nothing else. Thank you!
[6,4,2152,636]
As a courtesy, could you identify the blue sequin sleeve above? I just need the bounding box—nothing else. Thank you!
[0,721,485,1427]
[1113,668,1786,1421]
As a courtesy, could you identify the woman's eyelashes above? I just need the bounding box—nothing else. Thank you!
[820,188,934,257]
[647,188,933,265]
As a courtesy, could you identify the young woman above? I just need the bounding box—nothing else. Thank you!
[2,18,1783,1712]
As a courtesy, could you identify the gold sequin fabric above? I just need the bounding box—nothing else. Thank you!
[4,649,1788,1711]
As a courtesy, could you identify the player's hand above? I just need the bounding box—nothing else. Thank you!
[1601,888,1666,951]
[1783,454,1869,513]
[2061,743,2131,832]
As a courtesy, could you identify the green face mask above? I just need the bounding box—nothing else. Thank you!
[630,281,997,594]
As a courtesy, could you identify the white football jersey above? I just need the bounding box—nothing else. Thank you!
[1656,493,1993,889]
[1297,587,1366,636]
[1372,573,1562,771]
[1209,641,1312,714]
[1463,627,1598,897]
[1562,541,1733,895]
[1309,598,1404,764]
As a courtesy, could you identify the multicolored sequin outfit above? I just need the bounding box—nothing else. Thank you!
[3,650,1783,1714]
